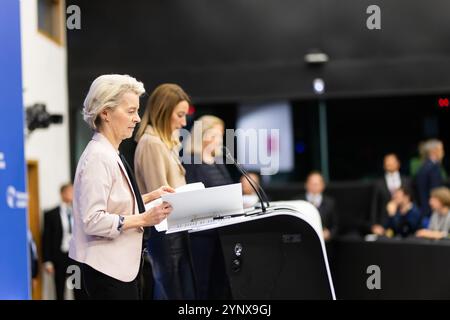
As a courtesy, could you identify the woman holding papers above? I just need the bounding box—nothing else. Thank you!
[183,115,233,299]
[134,83,196,299]
[69,74,173,300]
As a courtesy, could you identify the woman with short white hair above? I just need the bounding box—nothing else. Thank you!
[69,74,174,299]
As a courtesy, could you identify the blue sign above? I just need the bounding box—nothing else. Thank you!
[0,0,30,299]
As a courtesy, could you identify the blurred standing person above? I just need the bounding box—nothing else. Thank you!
[183,115,232,299]
[43,183,85,300]
[409,141,427,178]
[69,74,173,300]
[134,83,196,299]
[416,139,445,221]
[183,115,232,187]
[28,229,39,296]
[370,154,410,236]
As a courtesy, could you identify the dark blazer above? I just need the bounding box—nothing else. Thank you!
[42,206,65,265]
[42,206,87,300]
[416,159,444,217]
[370,175,410,226]
[296,194,339,239]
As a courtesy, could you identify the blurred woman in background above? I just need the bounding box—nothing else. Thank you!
[416,187,450,240]
[183,115,232,299]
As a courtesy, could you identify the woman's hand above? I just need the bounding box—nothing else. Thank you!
[386,201,397,217]
[142,186,175,203]
[322,228,331,241]
[415,229,427,238]
[142,201,173,227]
[154,185,175,198]
[371,224,385,236]
[416,229,445,240]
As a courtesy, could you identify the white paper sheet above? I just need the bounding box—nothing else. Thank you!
[145,183,205,232]
[162,183,244,233]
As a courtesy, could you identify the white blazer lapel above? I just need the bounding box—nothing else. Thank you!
[92,132,138,214]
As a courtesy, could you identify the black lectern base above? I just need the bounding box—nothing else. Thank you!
[217,208,334,299]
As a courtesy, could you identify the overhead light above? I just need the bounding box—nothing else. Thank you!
[304,51,329,64]
[313,78,325,94]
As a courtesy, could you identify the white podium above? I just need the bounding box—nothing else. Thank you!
[188,200,336,300]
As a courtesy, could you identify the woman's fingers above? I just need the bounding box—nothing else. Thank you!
[161,201,172,212]
[153,202,171,222]
[162,186,175,193]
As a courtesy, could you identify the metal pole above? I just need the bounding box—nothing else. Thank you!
[319,99,330,182]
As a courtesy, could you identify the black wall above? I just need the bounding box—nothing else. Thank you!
[67,0,450,177]
[68,0,450,102]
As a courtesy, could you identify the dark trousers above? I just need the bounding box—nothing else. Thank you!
[139,250,154,300]
[190,230,232,300]
[81,263,139,300]
[147,228,196,300]
[53,254,87,300]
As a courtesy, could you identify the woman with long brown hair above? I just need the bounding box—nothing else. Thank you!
[134,83,195,299]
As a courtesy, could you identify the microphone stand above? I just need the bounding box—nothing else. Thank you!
[223,146,270,213]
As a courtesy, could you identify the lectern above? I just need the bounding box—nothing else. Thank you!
[189,201,336,300]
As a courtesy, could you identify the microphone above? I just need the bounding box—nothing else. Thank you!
[222,146,270,213]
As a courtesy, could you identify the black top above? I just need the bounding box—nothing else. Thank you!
[294,194,339,240]
[370,175,411,226]
[183,155,233,188]
[42,206,64,264]
[119,153,145,213]
[416,159,444,217]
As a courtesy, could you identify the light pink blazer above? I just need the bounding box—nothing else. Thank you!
[69,132,143,282]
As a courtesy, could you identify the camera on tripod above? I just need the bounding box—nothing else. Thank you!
[26,103,63,132]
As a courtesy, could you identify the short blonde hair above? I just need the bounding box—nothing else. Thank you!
[184,115,225,155]
[82,74,145,130]
[431,187,450,208]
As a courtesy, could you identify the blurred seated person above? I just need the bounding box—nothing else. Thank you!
[384,186,421,238]
[416,187,450,240]
[241,172,260,208]
[371,153,410,236]
[294,171,338,241]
